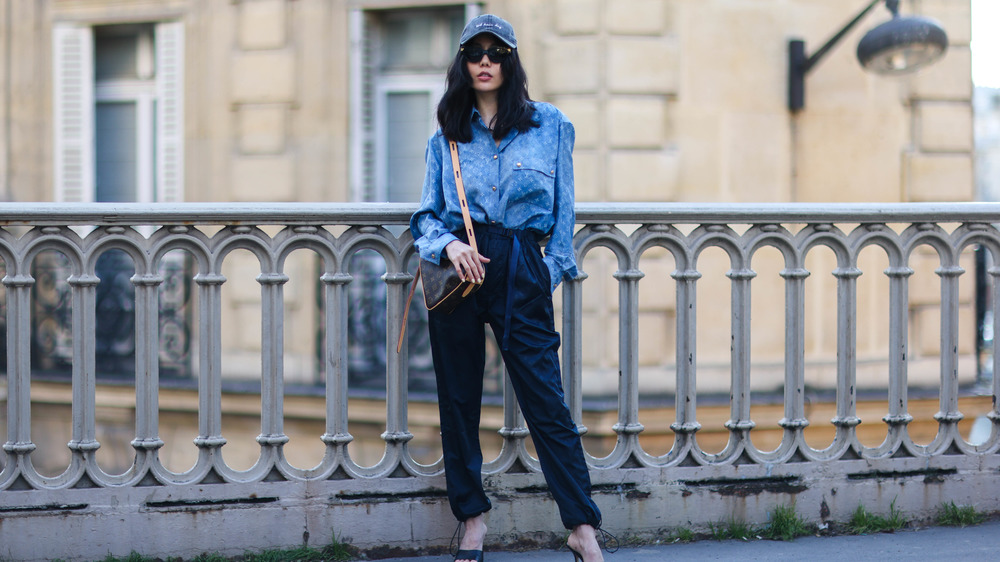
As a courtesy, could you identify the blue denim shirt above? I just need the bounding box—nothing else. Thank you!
[410,102,578,292]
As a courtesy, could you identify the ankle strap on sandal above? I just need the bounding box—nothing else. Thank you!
[597,526,620,553]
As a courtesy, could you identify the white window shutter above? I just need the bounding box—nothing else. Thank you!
[348,10,369,202]
[361,15,376,203]
[53,24,94,203]
[155,21,184,203]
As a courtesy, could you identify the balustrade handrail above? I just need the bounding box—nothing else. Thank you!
[1,201,1000,225]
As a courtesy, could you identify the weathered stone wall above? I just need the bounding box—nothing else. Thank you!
[1,452,997,561]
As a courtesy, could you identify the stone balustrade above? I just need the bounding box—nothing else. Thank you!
[0,202,998,561]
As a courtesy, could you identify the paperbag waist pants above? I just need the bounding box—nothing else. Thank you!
[427,223,602,530]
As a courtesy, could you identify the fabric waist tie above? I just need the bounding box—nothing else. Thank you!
[503,234,521,351]
[474,224,535,352]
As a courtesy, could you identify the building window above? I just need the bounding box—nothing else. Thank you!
[350,5,476,203]
[94,24,156,203]
[53,20,184,204]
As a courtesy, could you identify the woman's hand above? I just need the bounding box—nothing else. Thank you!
[445,240,490,283]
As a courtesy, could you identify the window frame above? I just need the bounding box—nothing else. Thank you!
[373,77,445,203]
[94,83,157,204]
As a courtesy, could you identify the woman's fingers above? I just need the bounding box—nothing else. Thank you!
[444,241,490,283]
[445,241,478,282]
[462,253,482,283]
[474,253,490,282]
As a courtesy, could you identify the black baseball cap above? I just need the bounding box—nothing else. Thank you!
[459,14,517,49]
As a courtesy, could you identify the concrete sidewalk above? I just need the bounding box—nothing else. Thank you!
[376,519,1000,561]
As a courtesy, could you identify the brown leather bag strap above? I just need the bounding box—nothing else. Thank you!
[397,266,420,353]
[449,140,478,254]
[397,140,473,354]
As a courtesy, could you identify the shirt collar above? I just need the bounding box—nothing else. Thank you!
[470,106,489,129]
[469,107,519,150]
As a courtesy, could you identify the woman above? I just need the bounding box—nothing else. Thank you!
[410,13,611,562]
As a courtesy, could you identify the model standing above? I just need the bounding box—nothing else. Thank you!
[410,13,611,562]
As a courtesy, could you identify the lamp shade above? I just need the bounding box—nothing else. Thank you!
[856,15,948,75]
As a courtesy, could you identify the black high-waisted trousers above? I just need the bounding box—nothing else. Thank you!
[427,223,602,529]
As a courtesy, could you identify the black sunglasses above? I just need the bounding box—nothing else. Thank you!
[460,45,513,63]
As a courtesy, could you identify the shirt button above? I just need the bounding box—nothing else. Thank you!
[491,220,496,224]
[551,170,555,174]
[492,186,497,191]
[516,162,522,167]
[493,155,498,160]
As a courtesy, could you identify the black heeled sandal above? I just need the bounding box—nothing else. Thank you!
[450,521,485,562]
[597,526,619,553]
[455,550,484,562]
[566,526,618,561]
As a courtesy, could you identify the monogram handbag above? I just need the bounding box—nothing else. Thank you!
[398,140,482,351]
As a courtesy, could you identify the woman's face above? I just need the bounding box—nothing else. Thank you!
[465,34,505,96]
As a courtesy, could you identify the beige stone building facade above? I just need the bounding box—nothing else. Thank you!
[0,0,976,398]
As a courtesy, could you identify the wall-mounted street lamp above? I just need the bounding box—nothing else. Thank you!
[788,0,948,112]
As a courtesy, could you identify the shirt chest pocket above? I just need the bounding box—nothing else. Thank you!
[509,157,556,209]
[512,158,556,178]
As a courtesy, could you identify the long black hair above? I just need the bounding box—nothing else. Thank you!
[436,43,539,143]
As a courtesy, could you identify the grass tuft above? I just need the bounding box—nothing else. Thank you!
[936,501,987,527]
[708,517,757,541]
[671,527,696,543]
[760,504,813,541]
[847,499,907,534]
[726,518,757,541]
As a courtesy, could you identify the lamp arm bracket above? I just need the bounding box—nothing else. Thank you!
[800,0,883,75]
